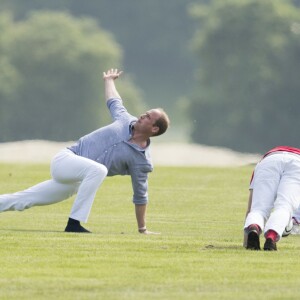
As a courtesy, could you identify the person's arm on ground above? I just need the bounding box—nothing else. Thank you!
[135,204,160,235]
[243,190,253,247]
[245,190,253,219]
[103,68,123,101]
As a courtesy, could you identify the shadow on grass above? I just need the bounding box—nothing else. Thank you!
[0,228,135,235]
[201,244,242,250]
[0,228,66,233]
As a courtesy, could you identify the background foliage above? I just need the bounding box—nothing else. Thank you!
[0,10,144,141]
[0,0,300,152]
[189,0,300,152]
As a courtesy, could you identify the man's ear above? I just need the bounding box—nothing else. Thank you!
[152,126,159,135]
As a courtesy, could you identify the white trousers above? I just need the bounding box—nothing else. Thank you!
[0,149,107,222]
[244,152,300,240]
[293,208,300,223]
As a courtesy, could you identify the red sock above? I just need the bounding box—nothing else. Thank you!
[247,224,261,233]
[266,230,278,242]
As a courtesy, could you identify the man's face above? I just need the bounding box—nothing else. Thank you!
[136,109,161,135]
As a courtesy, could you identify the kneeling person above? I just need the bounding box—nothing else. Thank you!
[244,146,300,251]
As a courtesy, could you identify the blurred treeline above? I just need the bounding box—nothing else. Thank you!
[0,0,299,152]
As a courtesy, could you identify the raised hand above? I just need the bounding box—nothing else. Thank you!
[103,68,123,80]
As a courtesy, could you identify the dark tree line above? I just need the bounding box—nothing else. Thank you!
[0,0,300,153]
[189,0,300,152]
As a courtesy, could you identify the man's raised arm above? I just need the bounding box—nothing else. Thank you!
[103,68,123,102]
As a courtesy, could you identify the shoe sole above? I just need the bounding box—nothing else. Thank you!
[64,226,91,233]
[246,231,261,250]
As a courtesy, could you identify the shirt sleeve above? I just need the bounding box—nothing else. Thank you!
[129,165,152,205]
[107,98,129,121]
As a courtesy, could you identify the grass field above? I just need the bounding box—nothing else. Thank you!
[1,163,300,300]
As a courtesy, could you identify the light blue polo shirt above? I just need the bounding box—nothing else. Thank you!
[68,98,153,205]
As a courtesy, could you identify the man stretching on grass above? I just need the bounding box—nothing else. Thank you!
[244,146,300,251]
[0,68,170,234]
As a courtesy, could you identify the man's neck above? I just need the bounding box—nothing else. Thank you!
[129,133,149,149]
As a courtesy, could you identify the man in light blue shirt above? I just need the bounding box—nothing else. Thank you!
[0,69,170,234]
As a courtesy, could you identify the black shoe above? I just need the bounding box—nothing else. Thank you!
[246,230,261,250]
[64,224,91,233]
[263,238,277,251]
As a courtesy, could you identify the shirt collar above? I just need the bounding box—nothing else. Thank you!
[129,121,136,137]
[124,139,151,151]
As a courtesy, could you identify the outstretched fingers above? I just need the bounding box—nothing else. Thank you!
[103,68,123,80]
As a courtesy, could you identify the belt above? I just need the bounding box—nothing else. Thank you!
[265,151,300,159]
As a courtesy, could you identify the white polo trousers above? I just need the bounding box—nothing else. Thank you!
[244,152,300,240]
[0,149,107,223]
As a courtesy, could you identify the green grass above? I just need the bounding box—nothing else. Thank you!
[1,164,300,299]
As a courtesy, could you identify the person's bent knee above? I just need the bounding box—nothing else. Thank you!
[98,164,108,177]
[89,163,108,179]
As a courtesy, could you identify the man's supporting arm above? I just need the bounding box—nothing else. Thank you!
[135,204,160,235]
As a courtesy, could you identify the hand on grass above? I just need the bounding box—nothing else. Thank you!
[139,229,161,235]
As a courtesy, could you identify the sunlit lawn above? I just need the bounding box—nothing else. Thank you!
[0,164,300,300]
